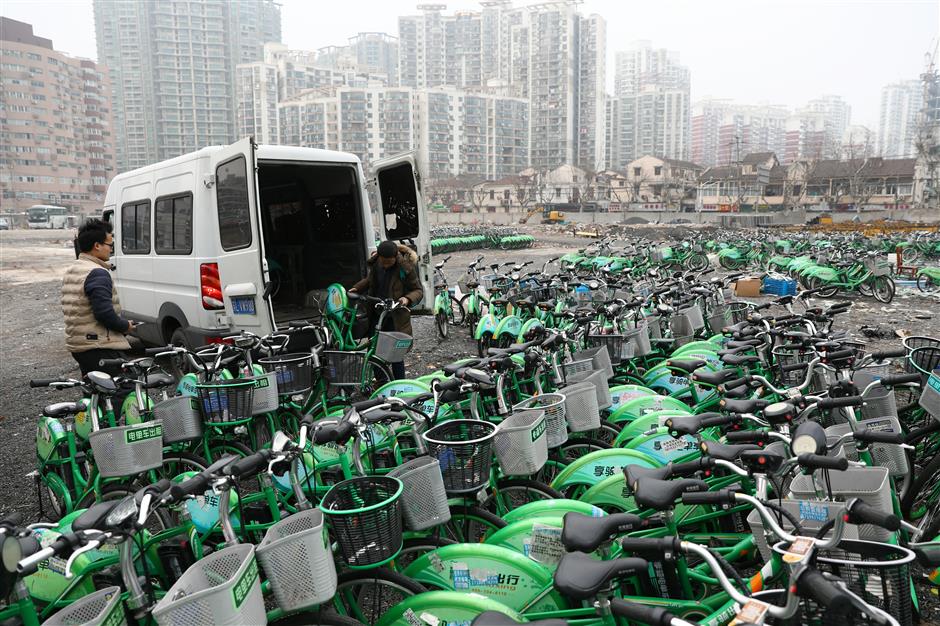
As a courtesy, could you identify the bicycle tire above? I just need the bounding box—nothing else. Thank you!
[395,535,458,572]
[479,478,564,516]
[333,567,426,626]
[435,311,448,339]
[449,293,465,326]
[154,449,209,480]
[442,504,506,543]
[271,610,367,626]
[872,275,895,304]
[901,450,940,523]
[918,275,939,293]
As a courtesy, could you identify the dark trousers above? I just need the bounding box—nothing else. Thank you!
[391,360,405,380]
[71,348,131,416]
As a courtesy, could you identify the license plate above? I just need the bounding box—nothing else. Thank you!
[231,296,256,315]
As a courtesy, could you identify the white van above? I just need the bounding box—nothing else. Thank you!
[103,137,432,347]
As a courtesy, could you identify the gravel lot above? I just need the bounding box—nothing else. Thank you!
[1,227,938,615]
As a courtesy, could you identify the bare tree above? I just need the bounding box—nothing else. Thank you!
[470,183,490,213]
[510,173,538,211]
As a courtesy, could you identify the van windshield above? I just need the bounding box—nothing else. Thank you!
[257,161,369,325]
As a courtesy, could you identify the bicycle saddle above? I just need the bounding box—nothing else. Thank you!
[42,402,85,418]
[72,499,123,532]
[664,412,724,436]
[553,551,648,600]
[699,441,759,462]
[720,354,759,367]
[561,512,646,553]
[691,369,737,385]
[490,298,509,306]
[633,477,708,511]
[665,358,706,375]
[719,398,769,413]
[537,300,556,310]
[143,372,176,389]
[443,359,481,375]
[85,371,118,395]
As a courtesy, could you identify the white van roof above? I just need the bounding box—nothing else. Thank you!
[108,144,362,184]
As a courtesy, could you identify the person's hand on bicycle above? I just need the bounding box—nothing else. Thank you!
[397,297,410,308]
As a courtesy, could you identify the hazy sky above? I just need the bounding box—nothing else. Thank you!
[2,0,937,128]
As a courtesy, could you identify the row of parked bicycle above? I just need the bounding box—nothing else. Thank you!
[7,242,940,625]
[429,226,535,254]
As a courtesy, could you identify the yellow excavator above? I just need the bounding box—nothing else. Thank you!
[520,205,564,224]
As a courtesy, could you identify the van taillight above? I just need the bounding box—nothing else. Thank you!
[200,263,223,310]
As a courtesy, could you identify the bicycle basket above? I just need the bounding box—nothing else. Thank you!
[559,380,601,432]
[678,303,705,331]
[153,395,203,444]
[258,352,313,395]
[773,539,915,626]
[574,345,614,379]
[43,585,125,626]
[514,393,568,448]
[256,509,336,612]
[586,334,625,366]
[388,455,451,531]
[375,331,412,363]
[321,350,369,387]
[909,346,940,382]
[789,466,893,542]
[919,369,940,420]
[320,476,403,567]
[772,346,815,387]
[561,357,593,382]
[725,301,754,325]
[88,422,163,478]
[902,336,940,373]
[568,369,613,410]
[195,379,254,424]
[152,543,264,626]
[243,371,279,415]
[494,410,548,475]
[705,305,732,335]
[422,419,497,494]
[624,322,652,356]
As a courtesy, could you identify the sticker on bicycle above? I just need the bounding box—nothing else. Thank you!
[529,523,564,565]
[782,536,814,563]
[402,608,424,626]
[659,436,695,453]
[429,551,445,572]
[231,556,258,609]
[730,599,770,626]
[419,612,440,626]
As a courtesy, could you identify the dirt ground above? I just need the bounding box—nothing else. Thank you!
[1,227,939,615]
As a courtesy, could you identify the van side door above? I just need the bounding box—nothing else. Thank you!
[370,153,433,311]
[210,137,275,336]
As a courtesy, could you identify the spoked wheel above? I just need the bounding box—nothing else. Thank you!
[479,478,564,516]
[435,311,449,339]
[918,274,940,293]
[901,452,940,524]
[871,275,895,304]
[477,331,493,357]
[448,293,465,326]
[807,275,839,298]
[685,253,709,272]
[441,504,506,543]
[332,567,426,626]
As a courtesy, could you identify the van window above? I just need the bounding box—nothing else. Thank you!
[216,156,252,250]
[376,162,420,240]
[155,193,193,254]
[121,200,150,254]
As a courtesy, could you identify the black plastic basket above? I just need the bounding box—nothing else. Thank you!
[772,346,815,387]
[319,476,403,568]
[726,301,754,326]
[258,352,313,395]
[902,336,940,374]
[322,350,369,387]
[422,419,497,494]
[195,379,254,424]
[586,334,627,365]
[908,346,940,383]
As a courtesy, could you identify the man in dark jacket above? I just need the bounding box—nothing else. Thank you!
[349,240,423,379]
[62,219,136,406]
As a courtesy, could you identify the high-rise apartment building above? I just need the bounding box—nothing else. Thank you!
[94,0,281,171]
[784,95,851,162]
[577,15,606,170]
[315,33,399,85]
[877,80,923,158]
[0,18,115,214]
[691,99,788,166]
[398,4,447,88]
[610,42,690,168]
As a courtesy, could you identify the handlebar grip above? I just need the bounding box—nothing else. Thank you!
[780,362,809,373]
[29,379,59,387]
[227,451,272,479]
[435,378,462,392]
[719,376,750,391]
[846,500,901,531]
[312,421,355,445]
[701,414,737,428]
[169,473,210,501]
[871,348,907,360]
[609,599,676,626]
[98,358,126,368]
[854,428,905,445]
[681,490,736,506]
[824,349,856,361]
[797,453,849,471]
[1,512,23,527]
[877,373,921,387]
[145,346,174,356]
[352,397,387,411]
[816,396,864,410]
[668,458,712,477]
[796,569,854,615]
[725,430,769,444]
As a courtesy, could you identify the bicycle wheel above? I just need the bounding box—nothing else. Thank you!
[685,253,709,272]
[872,275,895,304]
[272,610,367,626]
[154,449,209,481]
[394,535,457,572]
[477,331,493,357]
[449,293,465,326]
[901,451,940,523]
[441,504,506,543]
[918,274,939,293]
[333,567,426,626]
[435,311,449,339]
[479,478,564,516]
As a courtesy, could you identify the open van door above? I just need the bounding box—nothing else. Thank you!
[210,137,275,335]
[371,152,433,312]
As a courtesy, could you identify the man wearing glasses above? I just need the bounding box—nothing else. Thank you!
[62,218,136,381]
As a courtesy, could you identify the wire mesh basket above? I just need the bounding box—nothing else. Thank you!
[864,256,893,277]
[568,369,613,410]
[195,380,255,424]
[772,346,816,387]
[678,303,705,331]
[375,331,413,363]
[388,455,451,531]
[919,370,940,420]
[705,305,732,335]
[909,346,940,384]
[624,322,652,356]
[586,334,626,366]
[43,585,125,626]
[573,345,614,379]
[561,357,594,382]
[320,476,403,567]
[789,466,893,542]
[670,313,695,339]
[772,539,915,626]
[726,301,754,326]
[560,380,601,432]
[258,352,313,395]
[88,422,163,478]
[152,544,264,626]
[902,336,940,374]
[153,395,203,444]
[243,371,279,415]
[493,410,548,475]
[321,350,369,387]
[514,393,567,448]
[423,419,497,493]
[643,314,663,340]
[256,508,336,613]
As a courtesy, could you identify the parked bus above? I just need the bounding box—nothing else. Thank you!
[26,205,72,229]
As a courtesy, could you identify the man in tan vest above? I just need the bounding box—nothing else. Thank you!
[62,219,136,392]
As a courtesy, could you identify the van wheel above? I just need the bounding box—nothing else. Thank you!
[169,327,190,350]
